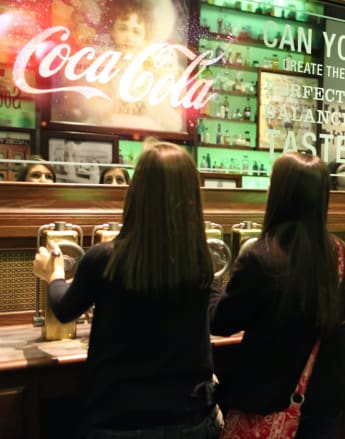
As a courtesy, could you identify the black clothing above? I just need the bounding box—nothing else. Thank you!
[48,242,215,437]
[209,238,345,417]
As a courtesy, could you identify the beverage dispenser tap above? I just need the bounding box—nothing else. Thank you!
[205,221,231,279]
[231,221,262,264]
[91,222,122,246]
[33,221,85,341]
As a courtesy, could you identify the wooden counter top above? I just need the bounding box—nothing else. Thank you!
[0,324,90,371]
[0,324,242,372]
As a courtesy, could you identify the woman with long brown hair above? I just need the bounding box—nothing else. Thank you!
[33,140,220,439]
[210,152,345,438]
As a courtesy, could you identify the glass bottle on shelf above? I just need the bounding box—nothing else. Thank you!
[200,155,208,168]
[259,163,267,176]
[263,57,272,69]
[243,99,251,120]
[204,127,210,144]
[225,21,232,36]
[249,81,256,94]
[252,161,259,176]
[272,54,279,70]
[206,153,211,168]
[283,55,293,71]
[224,129,230,145]
[217,16,223,34]
[215,46,225,64]
[233,76,241,92]
[216,123,222,144]
[198,119,205,142]
[234,1,242,10]
[223,96,229,119]
[233,108,242,120]
[244,130,251,146]
[229,158,235,171]
[244,47,251,66]
[226,49,233,65]
[220,99,225,118]
[242,155,250,175]
[209,94,218,117]
[234,52,243,66]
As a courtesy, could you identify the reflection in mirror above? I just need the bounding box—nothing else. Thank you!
[99,167,131,185]
[16,155,56,183]
[0,158,134,184]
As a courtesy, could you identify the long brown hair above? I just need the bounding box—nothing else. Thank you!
[263,152,340,334]
[105,141,213,293]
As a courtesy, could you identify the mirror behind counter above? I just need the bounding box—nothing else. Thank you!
[1,182,345,326]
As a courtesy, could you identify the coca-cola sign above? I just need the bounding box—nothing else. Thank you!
[3,0,219,133]
[14,26,219,112]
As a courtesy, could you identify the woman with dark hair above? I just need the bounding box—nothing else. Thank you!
[33,141,220,439]
[210,152,345,438]
[16,155,56,183]
[99,167,130,185]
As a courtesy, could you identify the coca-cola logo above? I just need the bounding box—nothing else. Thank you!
[13,26,222,110]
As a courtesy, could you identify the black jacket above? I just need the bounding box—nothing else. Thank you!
[49,241,216,437]
[209,237,345,416]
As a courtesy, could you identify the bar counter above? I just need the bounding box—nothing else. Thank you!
[0,323,241,439]
[0,323,242,371]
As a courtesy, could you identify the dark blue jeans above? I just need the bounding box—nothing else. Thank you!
[85,408,221,439]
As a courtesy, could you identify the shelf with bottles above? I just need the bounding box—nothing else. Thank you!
[200,1,324,33]
[199,36,315,72]
[201,66,257,98]
[200,91,257,123]
[199,33,322,61]
[198,119,256,148]
[200,116,256,124]
[197,145,281,180]
[199,1,324,67]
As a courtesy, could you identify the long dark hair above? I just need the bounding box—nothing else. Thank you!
[105,141,213,293]
[263,152,340,334]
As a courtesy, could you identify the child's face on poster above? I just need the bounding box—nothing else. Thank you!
[111,13,147,53]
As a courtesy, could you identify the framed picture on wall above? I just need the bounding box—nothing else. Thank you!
[44,0,190,135]
[0,128,34,181]
[258,71,320,153]
[42,131,117,184]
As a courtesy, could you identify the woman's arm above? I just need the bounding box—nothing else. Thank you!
[34,241,110,323]
[209,250,270,336]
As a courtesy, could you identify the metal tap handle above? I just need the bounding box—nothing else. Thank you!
[207,238,232,279]
[53,240,85,285]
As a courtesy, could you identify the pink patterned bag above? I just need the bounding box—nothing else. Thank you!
[220,341,320,439]
[221,239,344,439]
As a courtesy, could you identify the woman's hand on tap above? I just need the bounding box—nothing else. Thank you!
[33,240,65,283]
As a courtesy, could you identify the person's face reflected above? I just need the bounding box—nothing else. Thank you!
[26,164,54,183]
[111,13,146,53]
[103,168,127,186]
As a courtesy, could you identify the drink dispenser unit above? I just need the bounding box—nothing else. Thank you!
[231,221,262,262]
[91,222,121,246]
[205,221,231,279]
[33,221,85,341]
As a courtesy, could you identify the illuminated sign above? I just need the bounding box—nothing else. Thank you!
[14,26,221,111]
[2,0,199,133]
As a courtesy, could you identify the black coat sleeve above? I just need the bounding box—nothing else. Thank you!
[209,249,273,336]
[48,243,112,323]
